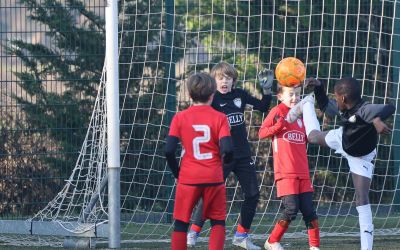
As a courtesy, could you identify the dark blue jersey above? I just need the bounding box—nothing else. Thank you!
[211,88,272,159]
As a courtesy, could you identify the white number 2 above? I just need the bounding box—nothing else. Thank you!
[192,125,212,160]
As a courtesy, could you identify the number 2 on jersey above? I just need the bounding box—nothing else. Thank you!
[192,125,212,160]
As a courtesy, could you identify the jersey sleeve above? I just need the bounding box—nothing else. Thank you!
[358,103,396,123]
[242,89,272,113]
[314,82,339,118]
[168,113,181,138]
[165,135,180,178]
[258,107,287,139]
[219,136,233,164]
[218,115,231,139]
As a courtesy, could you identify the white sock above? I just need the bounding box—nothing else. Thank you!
[302,101,321,137]
[356,204,374,250]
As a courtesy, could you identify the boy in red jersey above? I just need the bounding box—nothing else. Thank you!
[258,85,320,250]
[165,72,233,250]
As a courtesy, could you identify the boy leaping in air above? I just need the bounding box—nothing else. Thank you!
[287,77,395,250]
[165,72,233,250]
[259,85,320,250]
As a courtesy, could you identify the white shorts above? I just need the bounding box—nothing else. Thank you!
[325,127,376,179]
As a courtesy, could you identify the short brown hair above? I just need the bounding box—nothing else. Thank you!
[210,62,238,84]
[187,72,216,103]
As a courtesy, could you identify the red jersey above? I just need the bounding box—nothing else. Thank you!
[168,105,231,184]
[259,103,309,181]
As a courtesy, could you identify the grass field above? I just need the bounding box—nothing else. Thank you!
[2,235,400,249]
[118,235,400,249]
[1,215,400,249]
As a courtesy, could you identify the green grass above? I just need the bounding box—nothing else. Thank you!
[108,235,400,249]
[1,235,400,249]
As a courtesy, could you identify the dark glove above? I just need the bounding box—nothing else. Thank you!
[258,68,274,95]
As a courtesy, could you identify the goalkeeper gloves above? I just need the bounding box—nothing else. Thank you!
[258,68,274,95]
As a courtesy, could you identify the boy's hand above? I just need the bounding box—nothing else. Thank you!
[372,117,392,134]
[274,115,288,130]
[304,77,321,88]
[258,68,274,95]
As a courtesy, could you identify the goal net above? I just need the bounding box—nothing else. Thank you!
[2,0,400,247]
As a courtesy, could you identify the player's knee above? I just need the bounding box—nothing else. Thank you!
[282,207,298,221]
[308,130,322,145]
[282,203,299,221]
[282,212,297,221]
[210,219,225,227]
[244,191,260,208]
[355,193,369,207]
[307,131,318,144]
[174,220,189,232]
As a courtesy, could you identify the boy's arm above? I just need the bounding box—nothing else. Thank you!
[245,90,272,113]
[243,69,274,112]
[219,136,233,164]
[218,116,233,164]
[372,117,392,134]
[258,109,287,139]
[358,103,396,123]
[306,77,339,117]
[165,135,180,178]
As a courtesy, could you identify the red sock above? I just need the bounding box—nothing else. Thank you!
[237,224,249,234]
[171,231,187,250]
[209,225,225,250]
[190,224,202,233]
[308,220,320,247]
[268,220,289,243]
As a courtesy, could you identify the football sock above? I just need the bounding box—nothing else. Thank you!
[171,231,187,250]
[236,224,249,234]
[209,225,225,250]
[357,204,374,250]
[190,224,202,233]
[307,219,320,247]
[303,101,320,137]
[268,220,289,243]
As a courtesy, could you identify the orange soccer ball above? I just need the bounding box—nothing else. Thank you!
[275,57,306,87]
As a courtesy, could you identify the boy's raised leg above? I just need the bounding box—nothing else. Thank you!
[301,97,330,147]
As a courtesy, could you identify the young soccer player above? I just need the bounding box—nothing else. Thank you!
[187,62,273,250]
[287,77,395,250]
[258,85,320,250]
[165,72,233,250]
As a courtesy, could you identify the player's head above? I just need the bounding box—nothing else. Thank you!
[187,72,216,104]
[334,77,362,111]
[277,85,301,108]
[211,62,238,94]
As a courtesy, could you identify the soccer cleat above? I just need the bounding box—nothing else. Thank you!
[232,233,261,250]
[264,239,284,250]
[186,230,199,247]
[285,94,315,123]
[309,247,320,250]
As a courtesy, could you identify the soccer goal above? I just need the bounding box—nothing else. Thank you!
[1,0,399,248]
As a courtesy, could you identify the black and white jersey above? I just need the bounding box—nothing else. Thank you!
[211,88,272,159]
[314,83,395,157]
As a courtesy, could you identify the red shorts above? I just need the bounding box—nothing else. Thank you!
[173,183,226,223]
[276,178,314,197]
